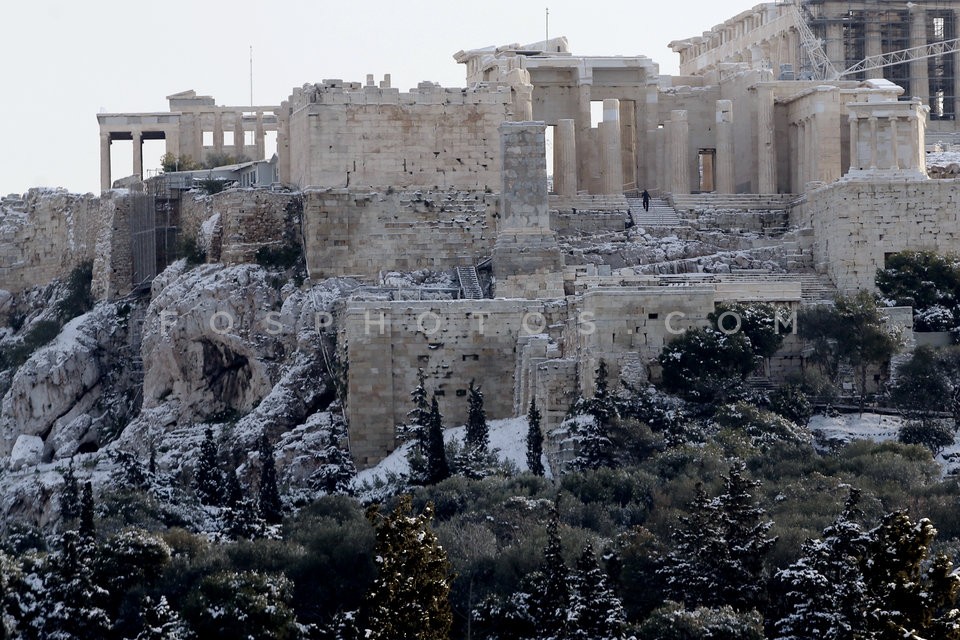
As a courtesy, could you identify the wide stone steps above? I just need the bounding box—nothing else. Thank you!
[671,193,800,212]
[627,197,682,227]
[456,265,483,299]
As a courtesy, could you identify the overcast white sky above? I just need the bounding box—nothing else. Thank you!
[0,0,754,196]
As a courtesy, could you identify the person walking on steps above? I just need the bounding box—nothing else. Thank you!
[641,189,650,212]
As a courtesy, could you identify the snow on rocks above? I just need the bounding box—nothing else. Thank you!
[0,304,123,457]
[10,434,43,470]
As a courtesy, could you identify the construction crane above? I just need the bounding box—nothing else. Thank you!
[838,37,960,78]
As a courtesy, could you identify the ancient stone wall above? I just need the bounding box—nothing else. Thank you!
[340,299,559,467]
[216,190,300,264]
[795,177,960,293]
[0,189,99,294]
[282,81,512,190]
[90,192,135,300]
[303,188,498,279]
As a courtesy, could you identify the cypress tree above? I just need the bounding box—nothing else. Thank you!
[465,380,489,451]
[361,495,453,640]
[407,368,431,451]
[195,425,225,506]
[60,461,80,524]
[257,432,283,525]
[569,543,625,640]
[528,505,570,638]
[425,397,450,484]
[526,399,545,476]
[78,481,95,542]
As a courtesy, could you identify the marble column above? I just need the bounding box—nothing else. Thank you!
[576,82,592,192]
[890,117,900,170]
[599,99,624,194]
[213,112,224,153]
[869,117,879,169]
[554,119,577,196]
[865,15,884,80]
[669,110,690,195]
[797,121,806,189]
[256,112,266,159]
[826,22,844,68]
[757,84,777,193]
[849,114,860,171]
[100,132,111,192]
[234,116,244,157]
[132,128,143,180]
[954,9,960,118]
[909,6,929,105]
[716,100,735,193]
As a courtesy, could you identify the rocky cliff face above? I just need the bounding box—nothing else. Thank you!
[0,258,358,527]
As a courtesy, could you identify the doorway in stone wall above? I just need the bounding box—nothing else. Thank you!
[698,149,716,193]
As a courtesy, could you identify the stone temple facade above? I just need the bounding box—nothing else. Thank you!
[52,3,960,465]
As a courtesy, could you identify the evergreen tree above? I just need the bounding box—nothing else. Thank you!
[59,462,80,525]
[310,431,357,494]
[526,399,545,476]
[135,596,190,640]
[862,511,960,638]
[774,489,871,640]
[361,495,452,640]
[659,461,776,611]
[573,360,617,470]
[257,433,283,525]
[223,460,261,540]
[465,380,489,451]
[405,368,431,450]
[568,543,625,640]
[528,506,570,639]
[42,531,111,640]
[425,397,450,485]
[195,425,225,506]
[78,481,95,542]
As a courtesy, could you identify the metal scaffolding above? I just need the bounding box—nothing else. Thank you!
[802,0,958,119]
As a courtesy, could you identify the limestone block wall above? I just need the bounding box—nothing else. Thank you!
[90,192,135,300]
[178,193,215,252]
[303,188,498,280]
[0,189,99,293]
[215,190,300,264]
[796,178,960,293]
[564,288,718,398]
[340,299,558,467]
[282,81,512,190]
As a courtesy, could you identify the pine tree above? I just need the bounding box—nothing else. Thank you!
[310,431,357,494]
[568,543,625,640]
[774,489,871,640]
[406,368,431,451]
[465,380,489,451]
[361,495,453,640]
[223,460,261,540]
[195,425,225,506]
[257,433,283,525]
[42,530,111,639]
[528,506,570,639]
[78,481,95,542]
[60,461,80,525]
[135,595,190,640]
[526,399,545,476]
[573,360,617,470]
[659,461,776,611]
[425,397,450,485]
[862,511,960,638]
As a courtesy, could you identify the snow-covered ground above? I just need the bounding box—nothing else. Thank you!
[352,416,549,497]
[810,412,960,476]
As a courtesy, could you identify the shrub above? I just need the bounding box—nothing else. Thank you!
[898,419,956,456]
[657,327,756,404]
[178,235,206,266]
[636,602,765,640]
[56,261,93,322]
[254,243,302,271]
[770,384,813,426]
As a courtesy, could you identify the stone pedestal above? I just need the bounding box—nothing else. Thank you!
[554,119,577,196]
[493,122,564,299]
[716,100,735,194]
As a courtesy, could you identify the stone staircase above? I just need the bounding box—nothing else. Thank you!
[626,196,682,227]
[797,272,838,305]
[456,265,483,299]
[670,193,800,212]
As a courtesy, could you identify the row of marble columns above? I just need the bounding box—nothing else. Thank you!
[848,114,921,172]
[553,98,627,196]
